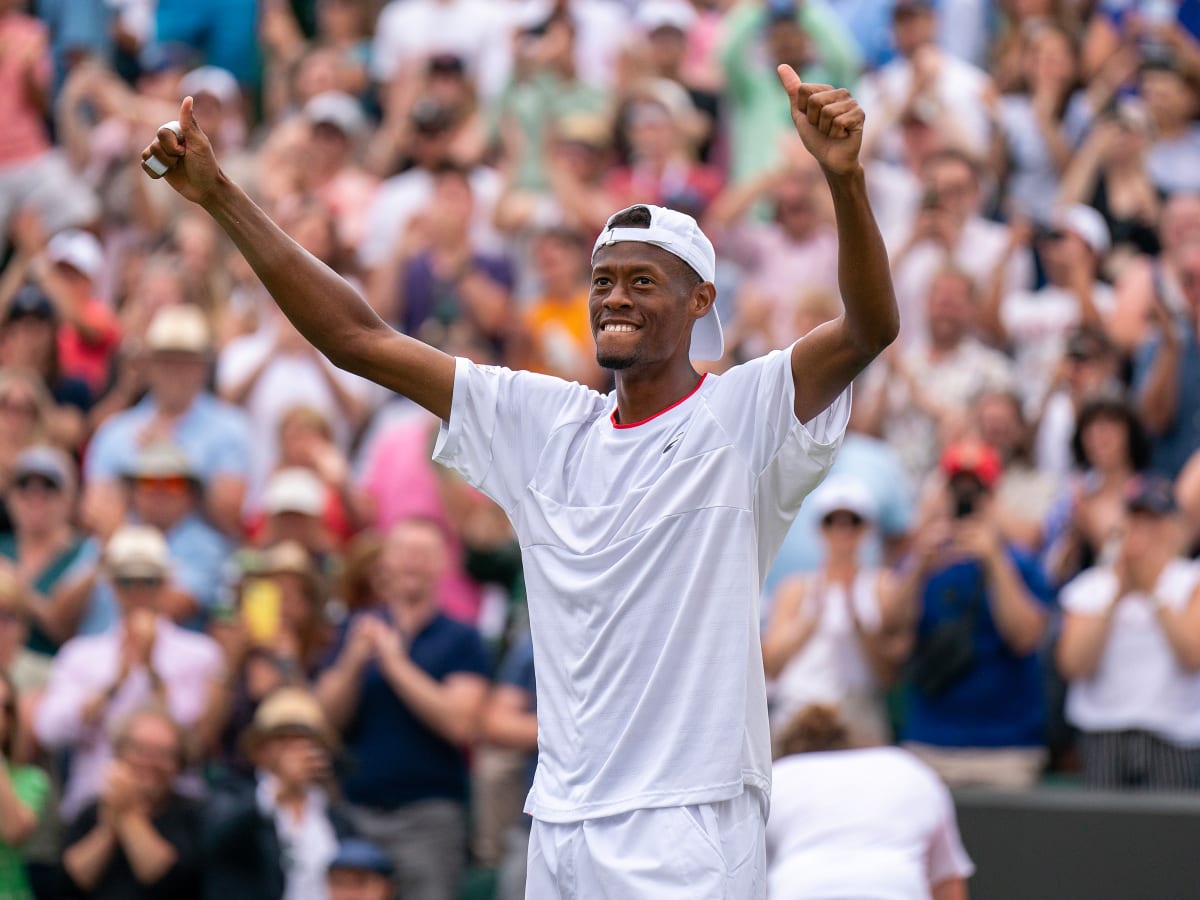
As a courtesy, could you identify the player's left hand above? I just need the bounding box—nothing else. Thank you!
[777,64,864,177]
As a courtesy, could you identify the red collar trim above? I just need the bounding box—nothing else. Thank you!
[611,375,707,429]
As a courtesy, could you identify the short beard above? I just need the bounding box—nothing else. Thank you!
[596,350,637,370]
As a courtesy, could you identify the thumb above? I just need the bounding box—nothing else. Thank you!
[180,96,202,138]
[776,63,803,97]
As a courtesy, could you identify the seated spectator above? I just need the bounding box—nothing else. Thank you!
[895,441,1052,790]
[1135,239,1200,479]
[59,705,202,900]
[479,635,537,900]
[766,704,974,900]
[316,518,490,900]
[763,478,911,747]
[1043,395,1151,588]
[326,839,396,900]
[1057,476,1200,790]
[1138,61,1200,196]
[0,446,88,653]
[256,468,341,560]
[83,304,251,538]
[0,371,56,535]
[299,92,379,253]
[0,670,49,900]
[203,687,355,900]
[35,526,224,821]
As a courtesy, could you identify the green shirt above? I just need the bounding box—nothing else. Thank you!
[0,765,49,900]
[0,534,87,655]
[720,1,862,183]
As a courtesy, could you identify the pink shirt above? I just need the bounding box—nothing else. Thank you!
[359,413,484,623]
[34,617,223,820]
[0,14,51,166]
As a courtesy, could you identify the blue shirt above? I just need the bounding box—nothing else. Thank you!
[335,610,490,810]
[1134,327,1200,479]
[85,393,252,485]
[496,636,537,803]
[764,433,915,602]
[904,549,1053,749]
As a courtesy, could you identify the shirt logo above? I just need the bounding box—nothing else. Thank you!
[663,431,685,454]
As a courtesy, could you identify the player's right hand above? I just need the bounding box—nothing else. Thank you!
[139,96,222,206]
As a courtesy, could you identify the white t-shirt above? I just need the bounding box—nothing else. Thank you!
[434,348,850,822]
[1062,559,1200,746]
[768,570,883,733]
[767,747,974,900]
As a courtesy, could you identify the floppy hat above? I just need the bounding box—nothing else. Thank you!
[146,305,211,354]
[592,204,723,360]
[242,686,339,753]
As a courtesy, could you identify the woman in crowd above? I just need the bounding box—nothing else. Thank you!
[766,704,974,900]
[0,372,55,537]
[0,670,49,900]
[762,478,910,747]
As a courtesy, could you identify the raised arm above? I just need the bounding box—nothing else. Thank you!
[776,66,898,424]
[140,98,455,420]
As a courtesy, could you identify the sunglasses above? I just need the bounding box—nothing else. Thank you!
[133,476,192,494]
[114,576,165,590]
[14,474,61,494]
[821,511,865,529]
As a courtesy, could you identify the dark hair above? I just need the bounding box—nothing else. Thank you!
[1071,394,1151,472]
[0,670,16,760]
[776,703,852,757]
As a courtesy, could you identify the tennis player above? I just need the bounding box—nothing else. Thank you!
[142,65,897,898]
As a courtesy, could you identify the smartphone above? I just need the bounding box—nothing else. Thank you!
[241,578,282,645]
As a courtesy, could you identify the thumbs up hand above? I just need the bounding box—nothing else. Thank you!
[140,96,225,206]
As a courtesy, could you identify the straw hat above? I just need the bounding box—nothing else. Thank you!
[242,687,339,754]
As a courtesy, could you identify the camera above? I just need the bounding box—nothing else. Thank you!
[950,474,986,519]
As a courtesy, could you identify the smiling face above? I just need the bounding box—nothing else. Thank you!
[589,242,710,371]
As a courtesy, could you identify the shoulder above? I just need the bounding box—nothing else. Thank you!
[162,622,224,668]
[1061,566,1117,613]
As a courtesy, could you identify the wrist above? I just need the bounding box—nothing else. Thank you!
[199,171,236,215]
[822,164,866,190]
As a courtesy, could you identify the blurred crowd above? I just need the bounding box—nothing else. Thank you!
[2,0,1200,897]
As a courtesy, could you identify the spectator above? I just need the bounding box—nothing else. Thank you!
[0,564,50,708]
[1058,476,1200,790]
[479,635,536,900]
[1135,240,1200,478]
[766,704,974,900]
[1043,395,1152,588]
[0,670,48,900]
[316,518,490,900]
[1137,61,1200,196]
[895,441,1052,790]
[299,92,379,253]
[0,446,87,653]
[720,0,861,182]
[325,839,396,900]
[256,468,340,560]
[59,705,202,900]
[83,304,251,537]
[987,203,1115,410]
[763,478,911,747]
[35,525,224,821]
[0,370,57,533]
[203,687,355,900]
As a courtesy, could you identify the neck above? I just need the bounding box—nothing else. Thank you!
[928,335,962,358]
[1097,463,1132,487]
[612,360,702,426]
[824,556,857,582]
[20,524,68,550]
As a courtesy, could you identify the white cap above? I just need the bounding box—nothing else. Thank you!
[146,304,211,353]
[592,204,723,360]
[809,476,877,523]
[180,65,240,105]
[636,0,697,33]
[1055,203,1111,257]
[45,229,103,281]
[304,91,368,139]
[264,468,326,517]
[106,524,171,580]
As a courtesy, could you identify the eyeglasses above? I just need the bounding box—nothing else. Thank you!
[821,511,865,529]
[13,474,61,494]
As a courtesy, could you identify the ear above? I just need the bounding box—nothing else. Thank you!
[690,281,716,322]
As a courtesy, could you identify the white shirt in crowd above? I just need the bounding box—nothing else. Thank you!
[768,570,884,735]
[1061,558,1200,746]
[767,747,975,900]
[257,775,338,900]
[434,347,849,822]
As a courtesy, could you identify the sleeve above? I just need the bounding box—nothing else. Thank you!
[496,638,535,691]
[1156,560,1200,611]
[925,777,976,885]
[447,625,492,680]
[1011,547,1056,609]
[1059,568,1118,615]
[33,643,96,749]
[718,5,765,102]
[12,765,50,820]
[1131,336,1161,394]
[82,418,125,482]
[432,357,603,513]
[206,407,253,480]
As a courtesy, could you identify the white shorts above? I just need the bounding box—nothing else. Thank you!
[525,788,767,899]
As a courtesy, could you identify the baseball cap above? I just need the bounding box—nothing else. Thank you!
[808,476,877,524]
[1124,474,1177,516]
[264,468,326,517]
[893,0,935,16]
[124,442,199,482]
[5,285,56,324]
[939,440,1003,489]
[328,839,395,877]
[304,91,368,139]
[179,65,240,105]
[592,204,723,360]
[45,229,103,282]
[636,0,697,33]
[1054,204,1111,257]
[13,445,74,492]
[146,305,211,354]
[106,525,171,581]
